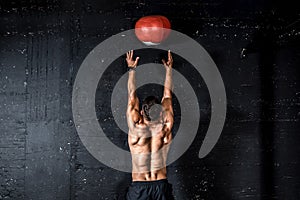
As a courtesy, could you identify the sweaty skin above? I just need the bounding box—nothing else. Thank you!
[126,50,174,181]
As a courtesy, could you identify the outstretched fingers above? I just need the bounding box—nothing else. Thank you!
[130,50,133,60]
[168,50,172,62]
[126,50,133,59]
[133,57,139,66]
[126,51,130,60]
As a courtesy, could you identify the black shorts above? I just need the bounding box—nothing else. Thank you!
[126,179,175,200]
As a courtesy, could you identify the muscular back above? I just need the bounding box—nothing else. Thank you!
[127,98,173,181]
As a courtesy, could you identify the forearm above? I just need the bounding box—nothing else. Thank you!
[128,70,136,98]
[163,67,173,98]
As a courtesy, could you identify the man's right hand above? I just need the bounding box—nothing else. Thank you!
[162,50,173,69]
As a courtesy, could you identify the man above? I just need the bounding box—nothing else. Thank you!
[125,50,175,200]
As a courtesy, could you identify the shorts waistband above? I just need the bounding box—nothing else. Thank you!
[131,179,168,186]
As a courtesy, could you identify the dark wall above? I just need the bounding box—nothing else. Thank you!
[0,0,299,199]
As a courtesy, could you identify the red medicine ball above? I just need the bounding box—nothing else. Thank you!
[135,15,171,46]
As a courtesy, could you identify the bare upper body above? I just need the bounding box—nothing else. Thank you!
[126,50,174,181]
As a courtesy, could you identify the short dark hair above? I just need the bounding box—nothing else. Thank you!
[142,96,162,121]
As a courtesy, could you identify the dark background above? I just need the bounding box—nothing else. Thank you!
[0,0,299,199]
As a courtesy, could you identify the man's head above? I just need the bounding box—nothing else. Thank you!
[141,96,162,122]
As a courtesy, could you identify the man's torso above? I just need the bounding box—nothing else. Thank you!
[128,121,172,181]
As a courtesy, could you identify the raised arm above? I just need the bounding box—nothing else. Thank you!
[126,50,140,125]
[161,50,174,132]
[162,50,173,100]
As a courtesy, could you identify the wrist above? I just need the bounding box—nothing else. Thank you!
[165,67,172,72]
[128,66,136,72]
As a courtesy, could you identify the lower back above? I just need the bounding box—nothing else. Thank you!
[132,168,167,181]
